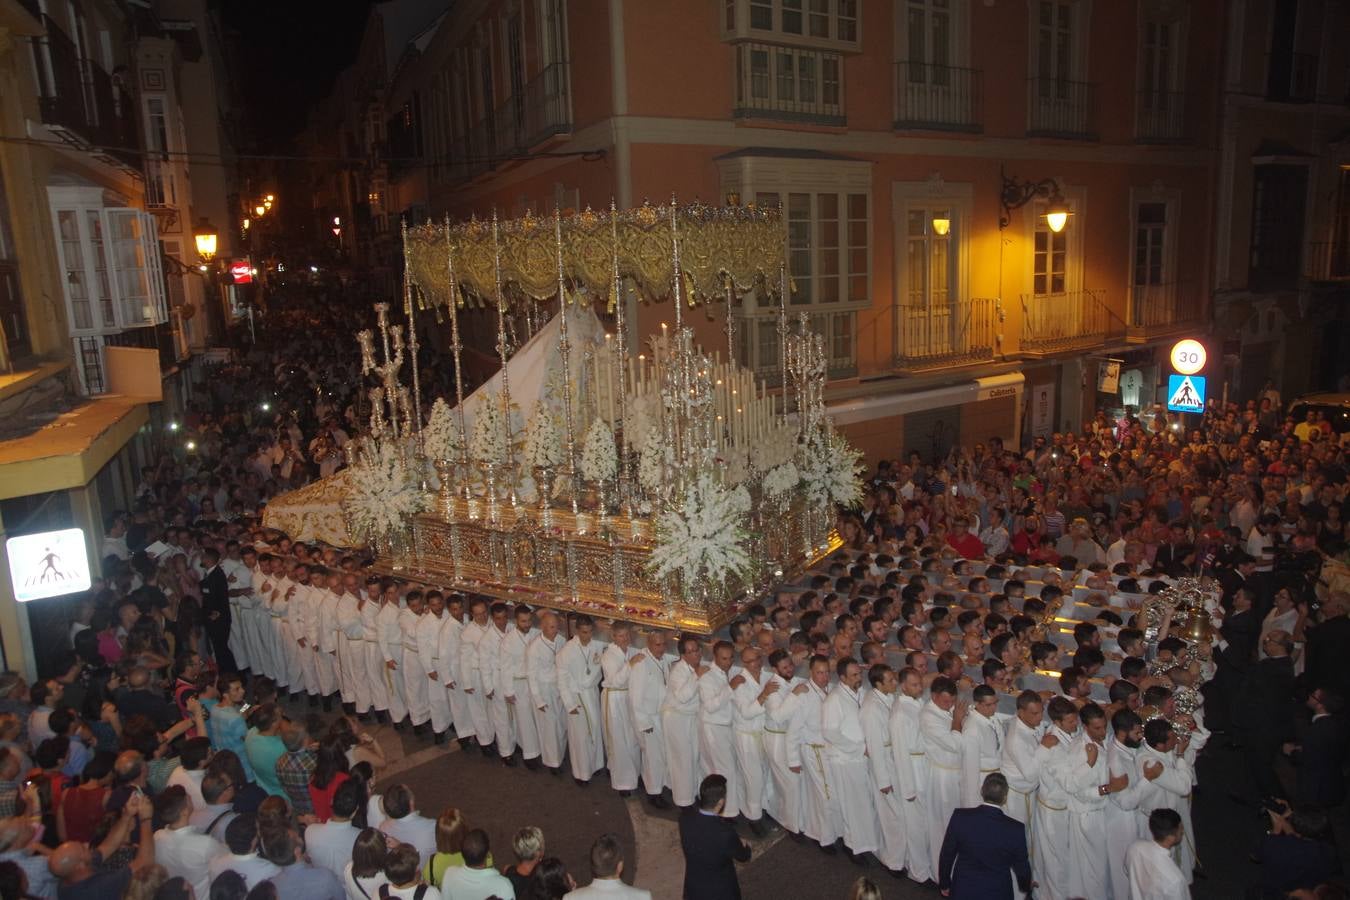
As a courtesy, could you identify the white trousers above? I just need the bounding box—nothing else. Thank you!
[699,722,740,818]
[363,641,388,714]
[532,687,565,768]
[662,711,700,807]
[636,721,667,796]
[733,731,769,820]
[764,731,802,832]
[800,743,841,846]
[509,678,540,759]
[401,650,430,726]
[566,691,605,779]
[602,688,639,792]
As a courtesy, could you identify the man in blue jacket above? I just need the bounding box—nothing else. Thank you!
[938,772,1033,900]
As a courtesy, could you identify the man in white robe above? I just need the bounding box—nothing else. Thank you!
[359,576,389,720]
[1124,808,1190,900]
[557,614,605,784]
[1135,718,1197,884]
[1066,703,1129,900]
[629,629,673,808]
[500,604,539,767]
[398,591,430,731]
[822,657,879,860]
[459,597,496,756]
[483,603,516,763]
[287,565,317,699]
[270,562,299,695]
[437,595,472,746]
[799,654,842,850]
[762,649,808,835]
[336,574,365,714]
[526,612,567,773]
[239,547,272,680]
[1106,709,1151,900]
[599,621,640,793]
[252,556,285,690]
[415,592,450,742]
[698,641,741,818]
[221,542,252,672]
[1001,690,1045,832]
[315,572,342,702]
[920,676,967,880]
[1032,696,1083,900]
[860,663,905,872]
[961,685,1006,809]
[661,635,704,808]
[890,666,932,883]
[729,645,776,834]
[376,581,408,726]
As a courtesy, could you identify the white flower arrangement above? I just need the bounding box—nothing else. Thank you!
[637,425,666,494]
[723,448,749,486]
[423,397,462,461]
[579,418,618,483]
[344,440,427,542]
[728,484,752,515]
[763,461,800,499]
[523,409,564,469]
[648,471,753,590]
[751,426,797,471]
[798,425,864,509]
[470,393,510,464]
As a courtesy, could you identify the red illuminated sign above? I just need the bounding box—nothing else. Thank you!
[229,260,253,285]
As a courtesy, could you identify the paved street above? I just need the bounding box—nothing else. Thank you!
[308,690,1338,900]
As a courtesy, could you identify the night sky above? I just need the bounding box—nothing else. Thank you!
[217,0,377,150]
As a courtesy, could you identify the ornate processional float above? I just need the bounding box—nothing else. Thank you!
[340,199,863,634]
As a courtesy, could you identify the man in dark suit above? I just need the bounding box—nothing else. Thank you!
[1235,629,1296,802]
[1154,522,1196,578]
[1302,594,1350,700]
[937,773,1032,900]
[1208,586,1260,733]
[199,547,237,673]
[678,775,751,900]
[1287,687,1349,809]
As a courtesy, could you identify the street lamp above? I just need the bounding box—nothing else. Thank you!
[193,218,218,262]
[931,213,951,236]
[254,204,266,218]
[242,218,251,231]
[999,165,1071,233]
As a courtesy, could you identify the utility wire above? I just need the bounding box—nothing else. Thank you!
[0,133,608,169]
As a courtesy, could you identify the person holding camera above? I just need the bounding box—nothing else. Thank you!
[1256,800,1340,899]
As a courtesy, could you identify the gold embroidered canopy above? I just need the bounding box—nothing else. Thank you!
[404,200,787,310]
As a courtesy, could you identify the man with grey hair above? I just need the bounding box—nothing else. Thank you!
[937,773,1032,899]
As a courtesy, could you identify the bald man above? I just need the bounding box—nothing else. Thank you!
[48,792,155,895]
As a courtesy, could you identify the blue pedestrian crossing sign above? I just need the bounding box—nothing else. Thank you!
[1167,374,1206,413]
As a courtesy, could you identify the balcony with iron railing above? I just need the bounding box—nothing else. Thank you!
[1134,90,1186,143]
[1266,51,1319,103]
[893,62,982,132]
[734,42,845,126]
[492,61,572,157]
[1127,283,1203,340]
[28,15,139,169]
[1304,241,1350,283]
[1027,77,1095,139]
[446,63,571,184]
[895,296,997,371]
[1020,290,1122,355]
[144,158,178,208]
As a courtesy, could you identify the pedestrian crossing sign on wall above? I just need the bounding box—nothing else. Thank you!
[1166,374,1206,413]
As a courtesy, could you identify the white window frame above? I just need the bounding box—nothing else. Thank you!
[1021,182,1085,298]
[1027,0,1091,134]
[722,0,860,50]
[892,179,975,359]
[1135,2,1186,139]
[895,0,970,70]
[1127,185,1181,325]
[49,186,169,339]
[719,155,871,378]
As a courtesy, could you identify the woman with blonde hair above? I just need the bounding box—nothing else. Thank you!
[847,876,882,900]
[422,807,491,888]
[501,825,544,896]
